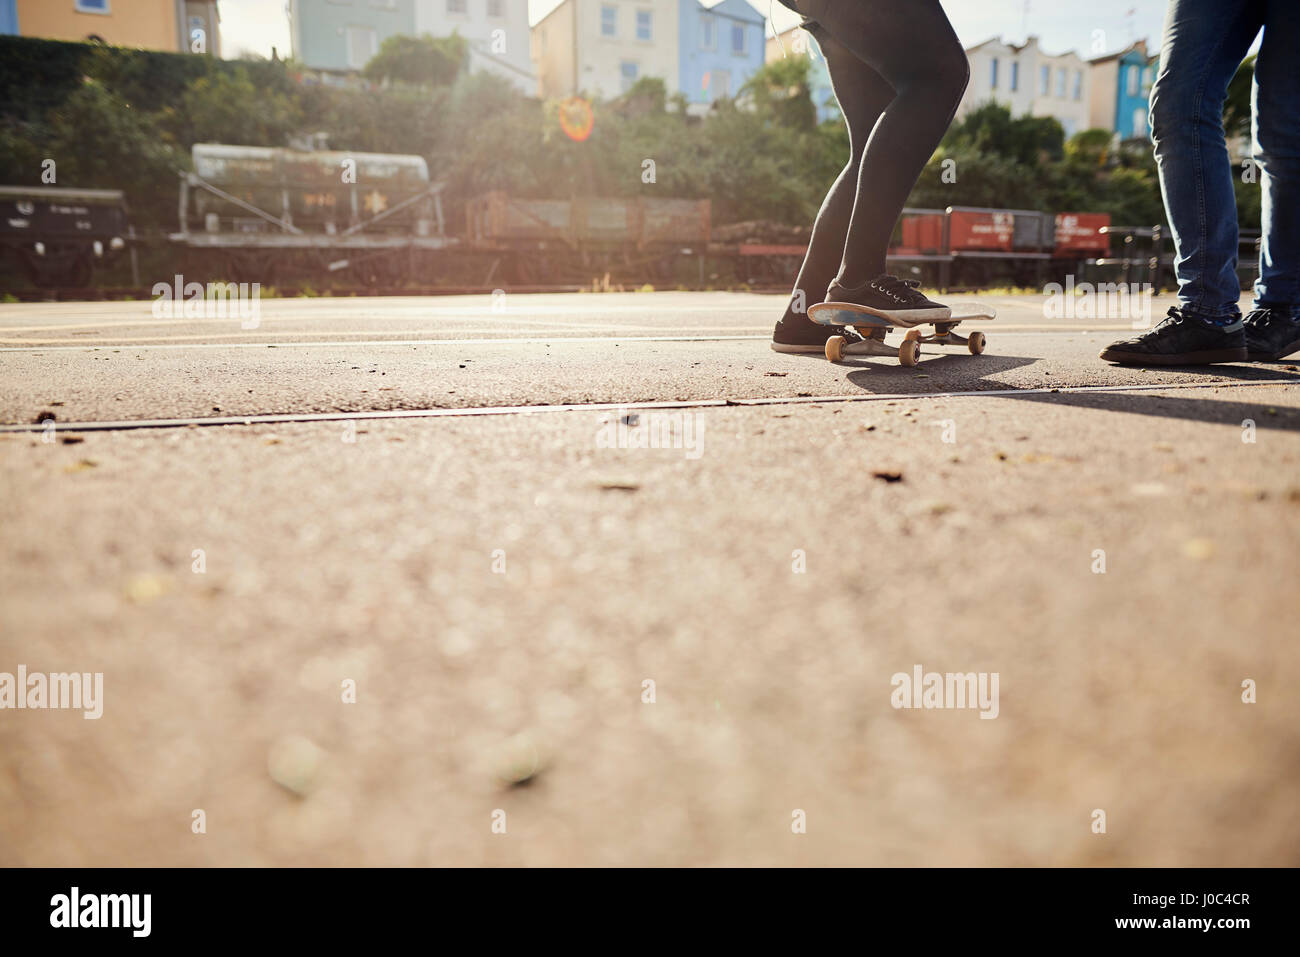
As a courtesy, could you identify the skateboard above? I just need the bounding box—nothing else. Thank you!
[808,300,997,366]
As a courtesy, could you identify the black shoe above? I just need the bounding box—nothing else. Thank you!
[825,274,950,324]
[1099,307,1247,366]
[1244,307,1300,361]
[771,319,867,354]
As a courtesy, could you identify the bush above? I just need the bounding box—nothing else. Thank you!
[162,66,303,146]
[362,33,466,88]
[45,80,183,227]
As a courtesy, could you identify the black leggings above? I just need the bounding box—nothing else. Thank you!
[782,0,969,323]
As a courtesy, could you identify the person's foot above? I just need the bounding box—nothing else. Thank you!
[771,318,867,354]
[1244,307,1300,361]
[825,274,951,324]
[1099,307,1247,365]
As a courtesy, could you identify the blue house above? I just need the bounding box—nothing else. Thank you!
[1115,46,1158,139]
[0,0,17,35]
[1088,40,1159,141]
[678,0,766,111]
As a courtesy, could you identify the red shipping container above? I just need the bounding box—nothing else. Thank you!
[948,210,1014,252]
[898,213,945,254]
[1054,212,1110,257]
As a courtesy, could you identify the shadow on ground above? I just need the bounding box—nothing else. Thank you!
[989,388,1300,432]
[838,353,1039,390]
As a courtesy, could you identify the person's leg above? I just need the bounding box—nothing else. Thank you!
[1243,0,1300,359]
[774,0,967,346]
[1251,0,1300,310]
[774,28,894,345]
[1150,0,1263,322]
[804,0,969,292]
[1101,0,1261,365]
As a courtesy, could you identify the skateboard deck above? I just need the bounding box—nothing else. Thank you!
[808,299,997,366]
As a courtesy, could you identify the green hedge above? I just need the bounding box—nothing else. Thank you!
[0,36,88,121]
[0,35,294,119]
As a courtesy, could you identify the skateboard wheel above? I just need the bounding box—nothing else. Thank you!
[968,331,986,355]
[898,338,921,367]
[825,335,845,361]
[903,328,923,342]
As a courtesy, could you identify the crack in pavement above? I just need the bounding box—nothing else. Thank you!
[3,378,1293,433]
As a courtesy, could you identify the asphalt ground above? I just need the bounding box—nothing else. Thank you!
[1,291,1297,865]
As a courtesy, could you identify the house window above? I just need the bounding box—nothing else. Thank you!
[1072,70,1082,100]
[1039,65,1049,95]
[620,60,639,92]
[710,69,730,100]
[636,10,652,42]
[487,0,504,16]
[1055,67,1065,97]
[75,0,110,11]
[1010,61,1018,91]
[601,5,616,37]
[990,57,998,89]
[1133,106,1146,138]
[447,0,466,13]
[345,25,378,68]
[701,14,715,50]
[1126,64,1138,96]
[731,23,745,55]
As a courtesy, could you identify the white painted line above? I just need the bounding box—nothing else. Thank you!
[2,379,1292,433]
[0,316,778,335]
[0,334,771,351]
[0,327,1134,352]
[0,334,771,352]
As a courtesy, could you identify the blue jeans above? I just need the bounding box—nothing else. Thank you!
[1151,0,1300,320]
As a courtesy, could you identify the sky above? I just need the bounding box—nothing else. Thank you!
[218,0,1175,62]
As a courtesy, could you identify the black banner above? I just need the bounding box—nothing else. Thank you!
[1,867,1289,943]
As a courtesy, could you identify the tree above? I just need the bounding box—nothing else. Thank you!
[943,101,1065,166]
[739,57,817,133]
[611,76,667,118]
[1065,128,1115,168]
[363,33,466,88]
[45,79,183,226]
[165,66,302,147]
[911,146,1043,210]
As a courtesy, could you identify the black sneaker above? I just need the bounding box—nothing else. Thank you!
[825,274,951,324]
[1244,307,1300,361]
[1099,307,1247,365]
[771,319,867,354]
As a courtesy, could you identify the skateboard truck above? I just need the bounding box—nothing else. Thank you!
[811,302,995,366]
